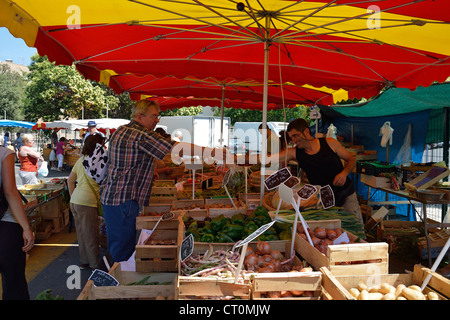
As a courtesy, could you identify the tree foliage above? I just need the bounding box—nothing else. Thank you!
[160,106,203,117]
[0,64,26,120]
[23,54,134,121]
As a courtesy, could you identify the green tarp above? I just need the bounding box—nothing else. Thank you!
[319,83,450,144]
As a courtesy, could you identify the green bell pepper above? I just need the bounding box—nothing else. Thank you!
[210,214,230,232]
[230,213,246,226]
[200,233,215,242]
[215,232,235,243]
[279,230,291,241]
[185,229,200,241]
[200,221,216,235]
[221,222,244,241]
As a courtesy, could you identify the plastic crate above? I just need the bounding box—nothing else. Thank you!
[357,160,398,176]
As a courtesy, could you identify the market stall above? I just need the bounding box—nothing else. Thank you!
[19,179,70,240]
[77,160,450,301]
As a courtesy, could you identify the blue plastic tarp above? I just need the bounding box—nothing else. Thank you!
[0,120,36,129]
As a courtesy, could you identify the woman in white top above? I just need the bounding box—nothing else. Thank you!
[0,146,35,299]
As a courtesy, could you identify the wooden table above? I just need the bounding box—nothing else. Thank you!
[363,184,450,267]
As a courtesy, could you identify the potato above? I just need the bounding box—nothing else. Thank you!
[408,285,422,292]
[349,288,360,299]
[358,289,369,300]
[427,292,439,300]
[368,292,383,300]
[402,287,426,300]
[381,293,396,300]
[369,286,381,293]
[396,296,407,300]
[379,283,395,295]
[357,281,368,291]
[394,284,406,298]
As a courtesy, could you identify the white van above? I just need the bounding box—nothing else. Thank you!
[230,121,288,154]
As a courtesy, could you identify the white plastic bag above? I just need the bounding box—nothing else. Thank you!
[49,149,56,161]
[38,160,49,177]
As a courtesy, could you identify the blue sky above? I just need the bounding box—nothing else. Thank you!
[0,27,37,66]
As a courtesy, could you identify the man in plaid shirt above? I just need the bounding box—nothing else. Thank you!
[100,99,227,262]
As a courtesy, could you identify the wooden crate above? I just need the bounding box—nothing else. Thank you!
[39,196,63,218]
[251,271,323,300]
[172,199,205,211]
[150,180,178,203]
[206,198,246,218]
[321,264,450,300]
[141,203,172,217]
[171,199,207,220]
[294,219,389,275]
[35,220,53,240]
[176,276,251,300]
[177,241,301,300]
[238,193,261,212]
[135,217,184,272]
[417,229,450,260]
[80,262,176,300]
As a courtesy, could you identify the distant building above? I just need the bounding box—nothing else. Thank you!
[0,59,29,75]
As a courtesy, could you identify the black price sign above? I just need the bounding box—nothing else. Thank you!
[180,233,194,262]
[264,167,292,190]
[320,185,335,209]
[297,184,317,200]
[88,269,119,287]
[284,176,300,188]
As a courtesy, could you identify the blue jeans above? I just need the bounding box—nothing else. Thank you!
[102,200,140,262]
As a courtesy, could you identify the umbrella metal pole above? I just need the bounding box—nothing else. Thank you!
[220,86,225,147]
[260,16,270,205]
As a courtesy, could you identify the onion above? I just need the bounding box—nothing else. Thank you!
[266,291,281,299]
[245,246,255,257]
[311,236,321,246]
[256,241,271,255]
[299,233,307,240]
[270,250,283,261]
[271,259,281,271]
[244,254,258,269]
[290,290,305,296]
[314,227,326,239]
[317,244,328,255]
[262,254,273,263]
[281,291,294,297]
[257,266,274,273]
[326,229,337,240]
[335,228,344,236]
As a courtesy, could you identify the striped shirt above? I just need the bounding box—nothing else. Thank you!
[100,120,175,206]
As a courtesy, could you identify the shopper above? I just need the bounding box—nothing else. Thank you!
[18,134,42,185]
[67,134,106,269]
[55,137,67,171]
[50,128,59,170]
[0,146,35,300]
[100,99,228,262]
[3,132,9,147]
[83,121,105,142]
[14,132,23,162]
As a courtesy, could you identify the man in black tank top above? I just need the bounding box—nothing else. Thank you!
[285,118,363,224]
[235,118,363,224]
